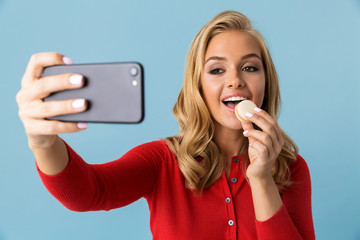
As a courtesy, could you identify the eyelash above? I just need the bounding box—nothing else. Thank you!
[209,68,224,75]
[208,66,258,75]
[242,66,258,72]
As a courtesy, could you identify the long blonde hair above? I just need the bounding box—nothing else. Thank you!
[165,10,298,192]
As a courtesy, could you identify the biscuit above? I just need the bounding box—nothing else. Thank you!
[235,100,257,123]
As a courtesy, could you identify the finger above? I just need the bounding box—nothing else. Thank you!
[249,140,270,163]
[241,121,255,144]
[241,121,253,131]
[25,118,88,136]
[22,52,73,87]
[244,109,280,149]
[31,74,84,100]
[252,108,283,143]
[24,98,87,119]
[243,129,275,156]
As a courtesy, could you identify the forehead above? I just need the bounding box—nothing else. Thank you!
[205,31,261,59]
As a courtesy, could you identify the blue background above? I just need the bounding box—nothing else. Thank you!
[1,0,360,239]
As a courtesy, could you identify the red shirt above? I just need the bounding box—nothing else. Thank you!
[37,140,315,240]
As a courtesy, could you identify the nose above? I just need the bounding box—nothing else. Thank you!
[226,73,245,89]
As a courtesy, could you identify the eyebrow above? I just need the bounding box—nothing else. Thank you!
[205,53,261,64]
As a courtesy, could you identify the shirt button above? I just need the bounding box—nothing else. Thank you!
[231,177,238,183]
[228,220,234,226]
[225,197,231,204]
[233,157,239,163]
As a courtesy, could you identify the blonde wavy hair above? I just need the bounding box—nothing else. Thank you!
[165,10,298,192]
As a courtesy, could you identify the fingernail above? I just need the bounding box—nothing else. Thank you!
[249,142,253,147]
[245,112,253,118]
[254,107,262,112]
[69,75,83,85]
[63,56,74,65]
[77,122,88,129]
[243,130,249,135]
[72,99,85,109]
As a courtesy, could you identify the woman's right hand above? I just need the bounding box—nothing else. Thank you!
[16,52,88,150]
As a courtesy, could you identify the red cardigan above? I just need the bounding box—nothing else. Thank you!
[37,140,315,240]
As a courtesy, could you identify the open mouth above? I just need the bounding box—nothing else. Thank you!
[222,96,247,109]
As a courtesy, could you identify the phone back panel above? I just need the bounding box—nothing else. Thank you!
[43,63,144,123]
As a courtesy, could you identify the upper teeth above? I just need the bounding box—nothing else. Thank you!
[223,96,247,102]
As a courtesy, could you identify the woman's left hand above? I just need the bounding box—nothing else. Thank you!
[241,107,284,181]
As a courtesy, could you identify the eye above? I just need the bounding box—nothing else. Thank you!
[209,68,224,75]
[242,66,258,72]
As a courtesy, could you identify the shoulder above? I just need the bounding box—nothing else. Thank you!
[289,154,312,185]
[126,140,175,161]
[132,140,168,149]
[290,155,310,172]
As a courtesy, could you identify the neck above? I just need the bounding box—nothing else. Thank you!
[213,123,247,158]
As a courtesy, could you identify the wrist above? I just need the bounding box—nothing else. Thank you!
[247,174,274,187]
[28,135,58,151]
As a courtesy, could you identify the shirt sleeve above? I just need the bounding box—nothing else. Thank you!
[255,155,315,240]
[37,139,166,212]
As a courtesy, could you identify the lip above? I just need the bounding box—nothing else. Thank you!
[221,93,249,102]
[221,93,249,112]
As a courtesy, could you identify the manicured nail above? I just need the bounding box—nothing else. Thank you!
[69,75,83,85]
[63,56,74,65]
[72,99,85,109]
[77,122,88,129]
[245,112,253,118]
[243,130,249,135]
[249,142,253,147]
[254,107,262,112]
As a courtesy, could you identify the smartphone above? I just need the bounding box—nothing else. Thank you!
[43,62,144,123]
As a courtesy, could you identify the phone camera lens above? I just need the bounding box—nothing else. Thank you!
[130,67,138,77]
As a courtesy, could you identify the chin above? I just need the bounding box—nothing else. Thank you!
[221,120,244,131]
[231,125,244,131]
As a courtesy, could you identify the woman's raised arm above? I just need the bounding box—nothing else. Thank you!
[16,52,88,175]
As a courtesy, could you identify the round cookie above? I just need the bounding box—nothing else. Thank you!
[235,100,257,123]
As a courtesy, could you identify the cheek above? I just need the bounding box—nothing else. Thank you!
[200,80,211,109]
[201,78,220,105]
[249,77,266,107]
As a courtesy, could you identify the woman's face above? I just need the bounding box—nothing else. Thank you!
[201,30,266,131]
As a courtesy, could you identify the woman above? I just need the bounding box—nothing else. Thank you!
[16,11,315,239]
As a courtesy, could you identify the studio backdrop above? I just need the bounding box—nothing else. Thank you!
[0,0,359,239]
